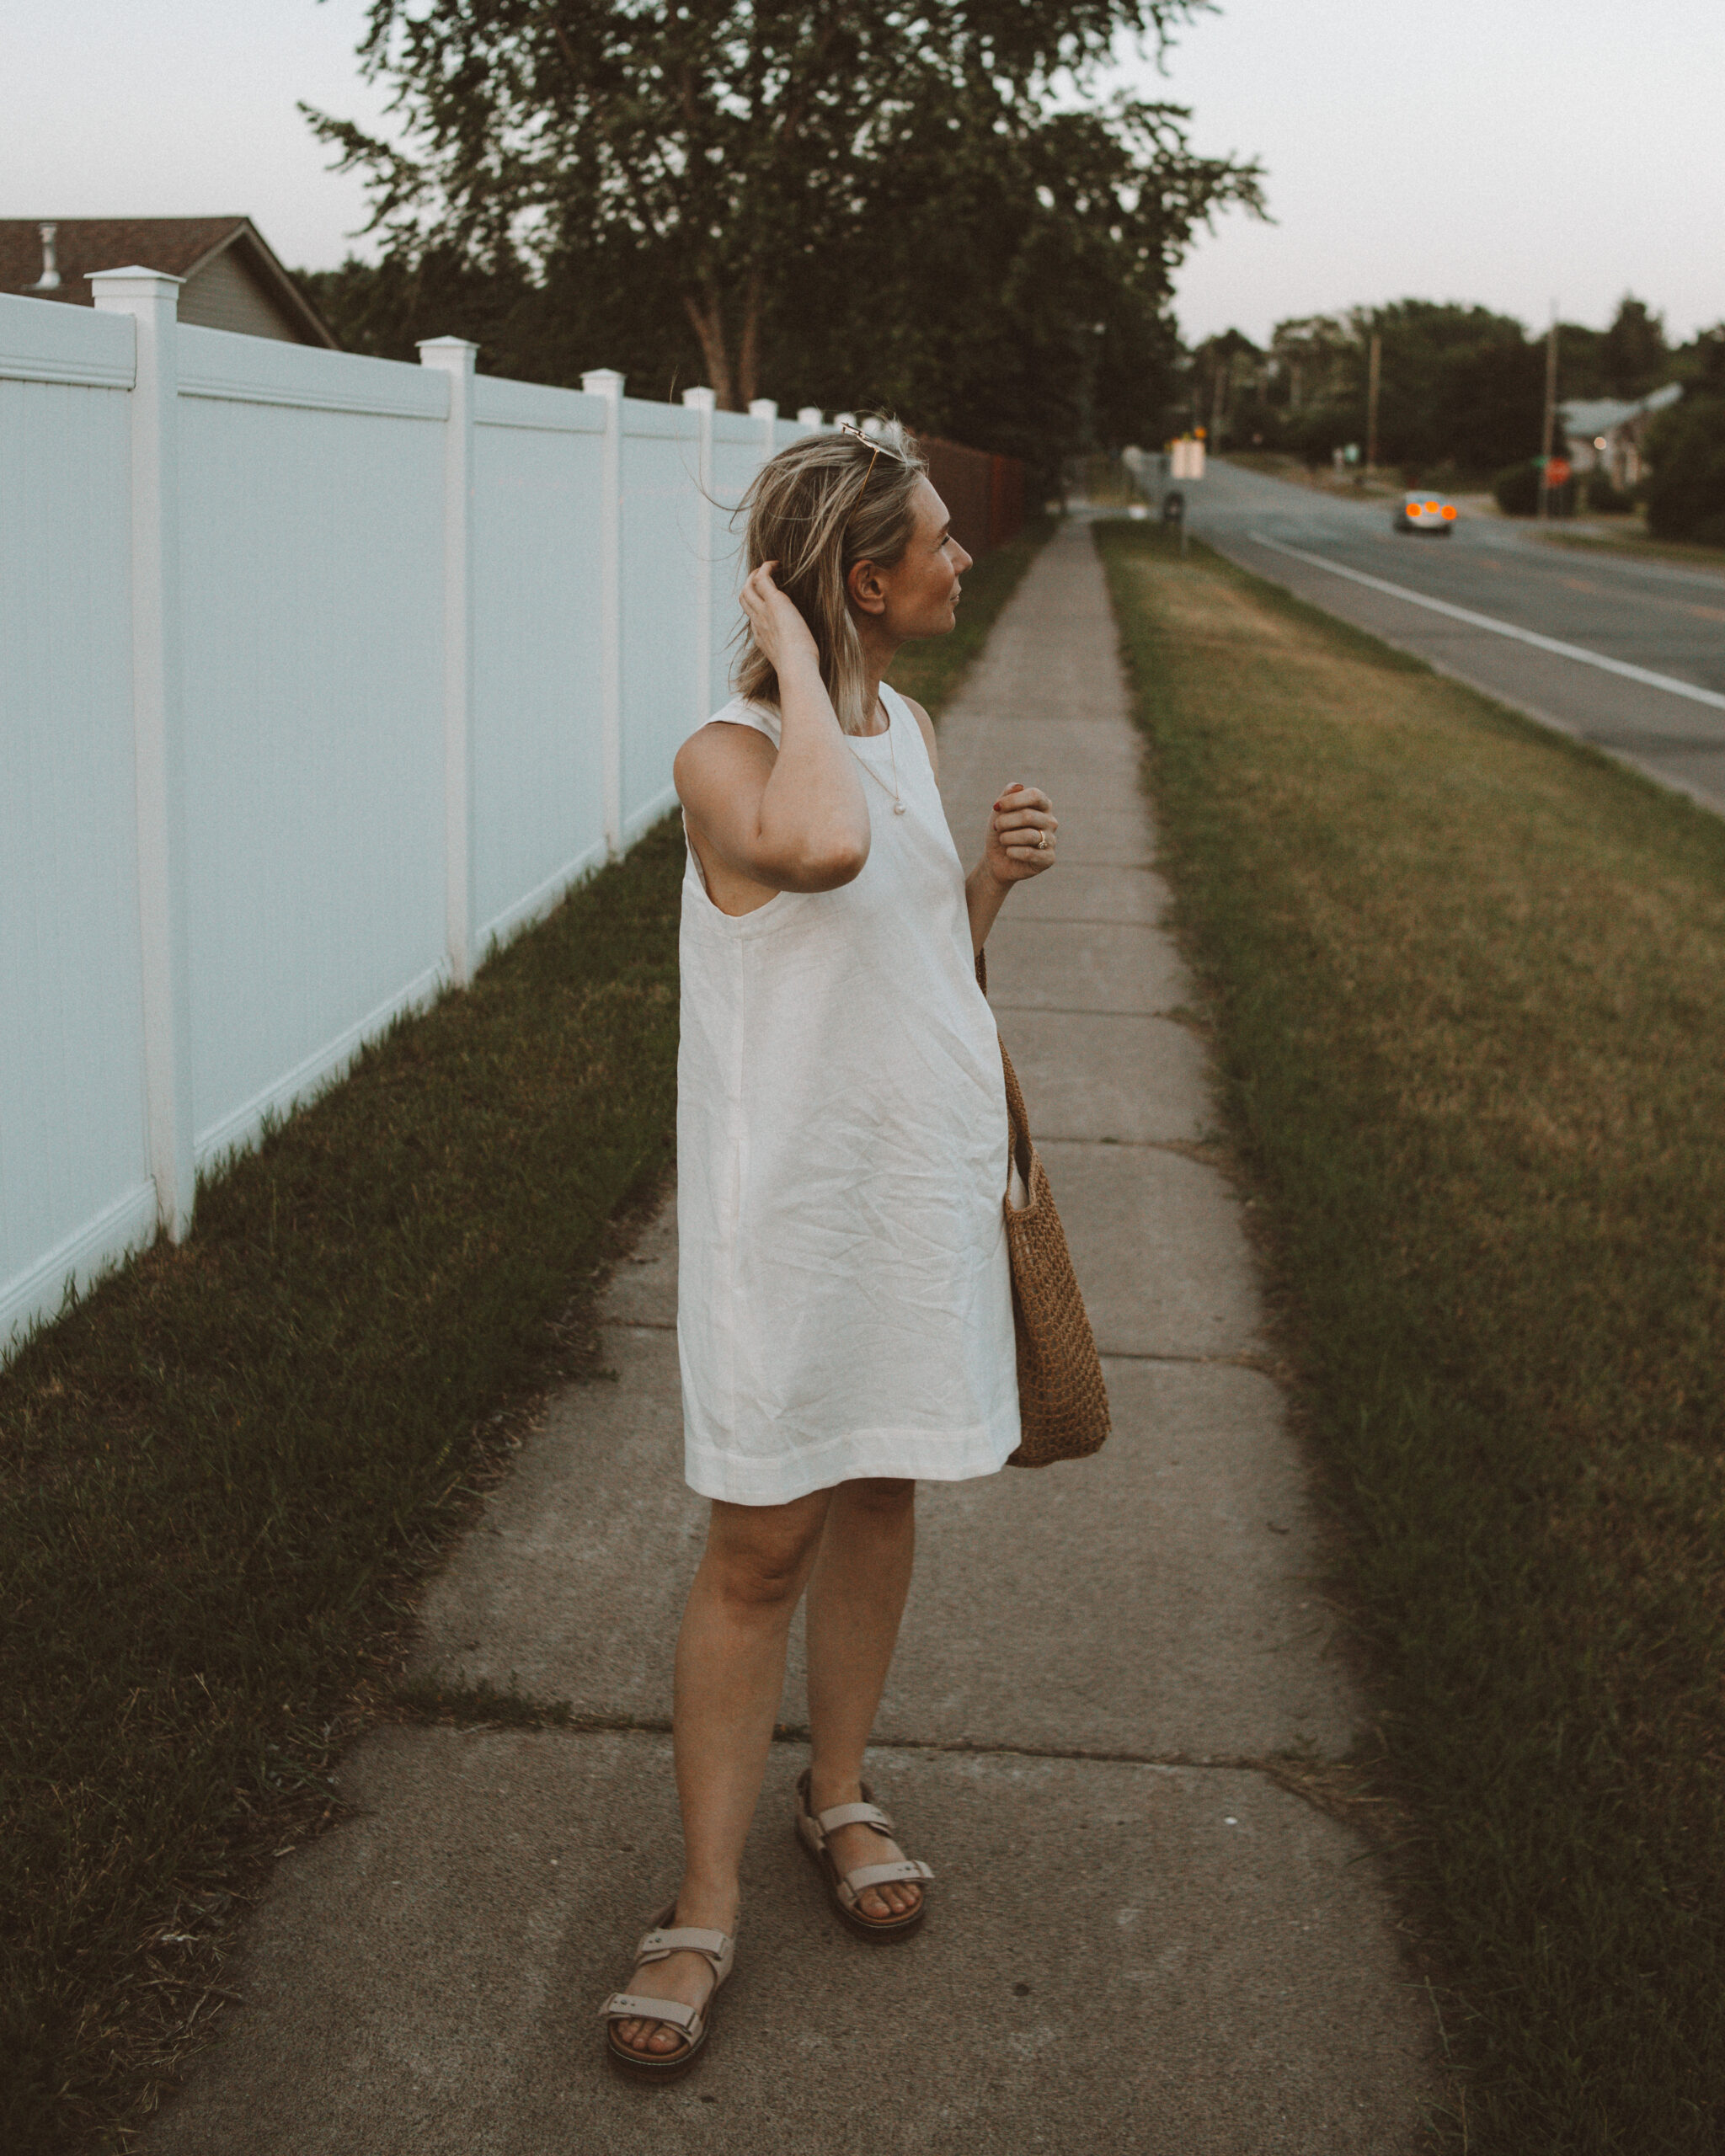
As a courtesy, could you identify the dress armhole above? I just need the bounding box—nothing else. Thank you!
[688,696,782,750]
[882,684,937,776]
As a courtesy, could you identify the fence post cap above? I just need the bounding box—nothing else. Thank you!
[796,406,824,426]
[417,337,478,371]
[681,386,717,411]
[89,267,183,309]
[748,398,778,421]
[582,367,625,398]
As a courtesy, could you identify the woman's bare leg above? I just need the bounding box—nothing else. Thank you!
[611,1487,829,2058]
[804,1478,923,1919]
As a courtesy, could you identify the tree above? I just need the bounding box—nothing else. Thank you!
[1185,328,1263,446]
[1261,302,1544,476]
[304,0,1260,435]
[1599,296,1669,400]
[742,91,1259,469]
[1645,328,1725,541]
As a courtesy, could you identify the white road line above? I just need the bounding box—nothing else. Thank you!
[1248,531,1725,718]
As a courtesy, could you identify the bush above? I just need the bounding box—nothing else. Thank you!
[1693,510,1725,549]
[1643,394,1725,537]
[1493,460,1541,515]
[1585,470,1637,513]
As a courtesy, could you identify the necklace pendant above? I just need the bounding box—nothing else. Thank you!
[893,800,906,814]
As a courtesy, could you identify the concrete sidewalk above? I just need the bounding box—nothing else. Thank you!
[147,522,1434,2153]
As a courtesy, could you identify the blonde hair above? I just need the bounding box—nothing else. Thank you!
[734,421,927,736]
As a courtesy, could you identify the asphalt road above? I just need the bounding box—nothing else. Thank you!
[1186,461,1725,816]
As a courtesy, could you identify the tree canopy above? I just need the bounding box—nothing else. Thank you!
[1645,327,1725,541]
[302,0,1262,468]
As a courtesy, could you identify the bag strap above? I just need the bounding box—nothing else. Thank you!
[977,948,1034,1200]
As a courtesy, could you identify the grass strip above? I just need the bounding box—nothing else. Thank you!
[1096,520,1725,2153]
[1530,526,1725,575]
[1,513,1049,2152]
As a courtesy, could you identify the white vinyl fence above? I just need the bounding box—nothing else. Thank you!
[2,270,828,1357]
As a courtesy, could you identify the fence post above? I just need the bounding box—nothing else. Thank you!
[796,405,824,434]
[417,338,478,986]
[750,397,778,467]
[583,367,626,857]
[682,386,716,728]
[92,268,195,1242]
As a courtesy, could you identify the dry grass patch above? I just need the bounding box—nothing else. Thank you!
[1098,520,1725,2153]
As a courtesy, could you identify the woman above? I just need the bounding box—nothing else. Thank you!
[601,422,1057,2075]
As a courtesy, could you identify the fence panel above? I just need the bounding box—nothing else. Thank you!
[0,303,155,1343]
[620,403,706,840]
[175,328,447,1166]
[706,414,764,712]
[470,376,608,947]
[3,276,1028,1359]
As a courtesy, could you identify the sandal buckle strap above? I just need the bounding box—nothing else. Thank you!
[840,1858,934,1897]
[601,1992,700,2032]
[815,1801,895,1837]
[636,1925,729,1964]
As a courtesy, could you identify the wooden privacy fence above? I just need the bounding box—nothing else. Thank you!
[919,435,1026,561]
[1,274,1026,1358]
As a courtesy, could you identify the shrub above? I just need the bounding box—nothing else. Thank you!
[1493,460,1541,515]
[1585,471,1637,513]
[1643,394,1725,537]
[1693,510,1725,549]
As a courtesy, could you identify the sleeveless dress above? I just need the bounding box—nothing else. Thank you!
[676,684,1020,1505]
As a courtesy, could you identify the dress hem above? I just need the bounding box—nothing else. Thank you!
[684,1422,1017,1507]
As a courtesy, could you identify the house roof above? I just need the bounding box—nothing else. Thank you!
[0,218,337,348]
[1558,382,1683,438]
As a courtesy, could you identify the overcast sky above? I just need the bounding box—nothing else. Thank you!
[5,0,1722,350]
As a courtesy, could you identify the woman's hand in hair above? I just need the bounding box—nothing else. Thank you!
[984,783,1057,884]
[740,561,821,681]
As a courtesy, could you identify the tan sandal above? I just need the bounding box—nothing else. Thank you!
[794,1769,933,1940]
[599,1903,735,2080]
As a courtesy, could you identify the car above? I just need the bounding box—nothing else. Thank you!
[1395,492,1458,535]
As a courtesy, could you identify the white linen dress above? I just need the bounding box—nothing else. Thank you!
[677,684,1019,1505]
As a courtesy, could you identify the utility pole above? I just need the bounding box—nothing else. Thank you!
[1365,330,1381,474]
[1540,302,1559,520]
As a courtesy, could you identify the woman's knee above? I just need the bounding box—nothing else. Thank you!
[703,1495,827,1611]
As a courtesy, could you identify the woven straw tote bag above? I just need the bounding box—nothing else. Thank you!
[977,953,1111,1466]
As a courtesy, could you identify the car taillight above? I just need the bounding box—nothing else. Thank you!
[1441,504,1456,520]
[1423,501,1439,513]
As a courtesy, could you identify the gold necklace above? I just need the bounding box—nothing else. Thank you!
[851,696,906,814]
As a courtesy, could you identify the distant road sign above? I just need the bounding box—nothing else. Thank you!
[1170,438,1205,480]
[1546,457,1571,488]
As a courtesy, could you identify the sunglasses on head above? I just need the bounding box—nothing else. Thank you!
[836,417,911,480]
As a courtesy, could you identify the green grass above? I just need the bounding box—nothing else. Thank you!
[1,827,684,2149]
[1096,520,1725,2152]
[1,517,1049,2153]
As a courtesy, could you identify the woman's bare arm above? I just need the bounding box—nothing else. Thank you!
[897,691,1058,955]
[965,781,1056,953]
[674,563,872,895]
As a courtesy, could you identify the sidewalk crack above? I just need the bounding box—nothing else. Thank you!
[1098,1348,1274,1373]
[491,1716,1355,1795]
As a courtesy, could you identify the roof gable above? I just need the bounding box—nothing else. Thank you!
[0,219,338,348]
